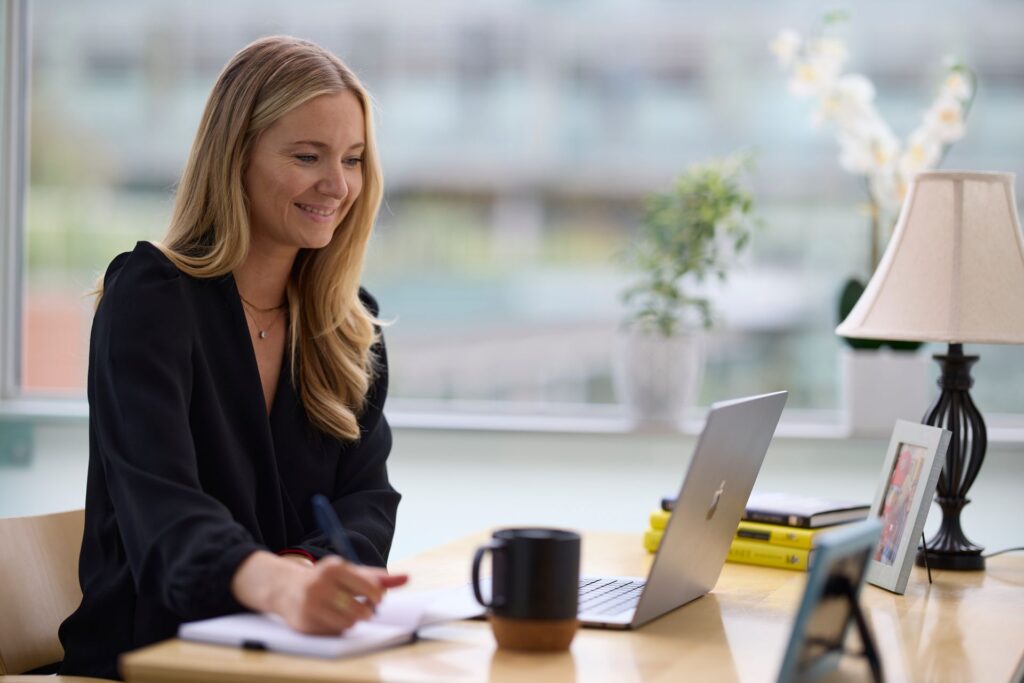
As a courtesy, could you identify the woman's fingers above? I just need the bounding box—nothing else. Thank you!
[330,589,375,621]
[276,556,409,634]
[291,584,372,634]
[380,573,410,589]
[304,601,359,634]
[317,557,392,607]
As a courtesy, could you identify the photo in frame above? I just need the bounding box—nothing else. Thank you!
[865,420,951,595]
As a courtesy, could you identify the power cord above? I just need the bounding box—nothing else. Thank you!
[983,546,1024,559]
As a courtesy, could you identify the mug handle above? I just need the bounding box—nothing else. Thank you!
[471,540,505,609]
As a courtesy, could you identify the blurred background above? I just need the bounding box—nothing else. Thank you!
[18,0,1024,418]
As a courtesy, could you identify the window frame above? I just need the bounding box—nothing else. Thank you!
[1,0,28,402]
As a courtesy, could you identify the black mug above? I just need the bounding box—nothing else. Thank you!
[472,528,581,651]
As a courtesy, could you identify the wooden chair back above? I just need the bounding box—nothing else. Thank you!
[0,509,85,675]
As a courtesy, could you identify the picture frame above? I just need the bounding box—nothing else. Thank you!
[776,519,883,683]
[865,419,951,595]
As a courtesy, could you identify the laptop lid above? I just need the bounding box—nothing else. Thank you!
[631,390,788,628]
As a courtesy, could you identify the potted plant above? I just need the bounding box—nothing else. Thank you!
[616,153,757,426]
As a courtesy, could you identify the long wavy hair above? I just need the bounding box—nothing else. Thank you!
[157,36,383,441]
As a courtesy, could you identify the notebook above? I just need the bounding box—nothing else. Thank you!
[578,391,788,629]
[179,583,481,658]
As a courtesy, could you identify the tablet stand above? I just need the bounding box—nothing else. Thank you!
[804,579,885,682]
[847,584,885,683]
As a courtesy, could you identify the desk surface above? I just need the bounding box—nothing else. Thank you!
[121,531,1024,683]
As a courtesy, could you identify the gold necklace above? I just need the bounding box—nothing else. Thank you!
[238,292,286,313]
[241,301,286,340]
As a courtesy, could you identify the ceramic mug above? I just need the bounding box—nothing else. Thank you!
[471,528,581,651]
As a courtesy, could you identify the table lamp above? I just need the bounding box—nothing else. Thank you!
[836,170,1024,571]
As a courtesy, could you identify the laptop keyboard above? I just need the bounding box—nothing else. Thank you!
[578,577,646,616]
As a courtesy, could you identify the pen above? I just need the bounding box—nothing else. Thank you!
[312,494,362,565]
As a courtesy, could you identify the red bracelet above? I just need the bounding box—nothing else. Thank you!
[277,548,316,563]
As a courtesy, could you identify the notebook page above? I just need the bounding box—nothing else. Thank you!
[179,612,412,659]
[374,583,483,629]
[178,585,482,659]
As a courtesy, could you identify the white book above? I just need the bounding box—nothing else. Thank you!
[179,584,482,659]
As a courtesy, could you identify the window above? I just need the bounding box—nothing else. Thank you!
[6,0,1024,423]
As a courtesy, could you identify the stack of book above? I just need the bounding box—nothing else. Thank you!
[644,491,870,571]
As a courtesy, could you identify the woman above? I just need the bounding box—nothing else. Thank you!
[58,36,406,679]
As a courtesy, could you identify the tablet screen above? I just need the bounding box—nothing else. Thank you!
[796,548,871,673]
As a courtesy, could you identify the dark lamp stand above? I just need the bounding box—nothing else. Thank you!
[915,343,986,571]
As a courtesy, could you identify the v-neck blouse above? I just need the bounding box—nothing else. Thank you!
[58,241,400,679]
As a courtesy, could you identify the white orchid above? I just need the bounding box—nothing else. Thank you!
[788,60,838,98]
[924,96,967,142]
[770,29,801,67]
[812,75,876,129]
[837,125,900,177]
[771,23,975,266]
[808,37,848,72]
[941,70,973,100]
[868,171,907,216]
[899,127,942,178]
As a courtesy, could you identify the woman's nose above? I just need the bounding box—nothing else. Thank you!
[317,163,348,199]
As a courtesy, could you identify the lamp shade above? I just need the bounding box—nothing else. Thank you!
[836,171,1024,344]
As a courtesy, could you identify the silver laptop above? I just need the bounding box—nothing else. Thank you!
[578,391,788,629]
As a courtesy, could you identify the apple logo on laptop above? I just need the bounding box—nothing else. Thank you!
[706,480,726,520]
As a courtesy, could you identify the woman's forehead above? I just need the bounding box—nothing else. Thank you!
[266,91,365,148]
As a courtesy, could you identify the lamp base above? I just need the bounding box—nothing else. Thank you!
[917,342,989,573]
[915,495,985,571]
[915,548,985,571]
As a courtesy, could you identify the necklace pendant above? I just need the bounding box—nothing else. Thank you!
[258,330,267,340]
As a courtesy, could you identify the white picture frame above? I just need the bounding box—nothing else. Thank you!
[865,419,951,595]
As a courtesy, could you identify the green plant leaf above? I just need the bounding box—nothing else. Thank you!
[621,151,758,333]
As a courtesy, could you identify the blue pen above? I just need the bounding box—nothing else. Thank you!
[312,494,362,565]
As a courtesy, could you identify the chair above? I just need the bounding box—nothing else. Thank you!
[0,509,112,682]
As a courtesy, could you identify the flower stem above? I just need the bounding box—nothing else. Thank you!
[869,198,881,275]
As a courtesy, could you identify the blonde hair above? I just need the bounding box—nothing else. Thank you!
[158,36,383,441]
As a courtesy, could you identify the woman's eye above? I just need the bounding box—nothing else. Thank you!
[344,157,364,168]
[295,154,317,163]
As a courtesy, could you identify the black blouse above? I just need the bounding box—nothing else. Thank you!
[58,241,400,679]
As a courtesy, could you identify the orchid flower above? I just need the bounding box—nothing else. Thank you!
[771,21,975,269]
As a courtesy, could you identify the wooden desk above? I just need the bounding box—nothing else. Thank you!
[121,531,1024,683]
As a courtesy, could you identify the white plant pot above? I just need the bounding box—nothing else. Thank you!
[841,347,932,437]
[614,329,705,427]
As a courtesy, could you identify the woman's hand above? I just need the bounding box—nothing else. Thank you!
[231,550,409,634]
[271,555,409,633]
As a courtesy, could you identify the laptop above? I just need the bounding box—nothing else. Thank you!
[578,390,788,629]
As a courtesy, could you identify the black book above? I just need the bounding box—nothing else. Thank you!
[661,491,870,529]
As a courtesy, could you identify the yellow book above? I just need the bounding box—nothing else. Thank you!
[726,538,812,571]
[649,509,671,530]
[643,528,663,554]
[643,516,824,561]
[644,527,813,570]
[735,520,825,550]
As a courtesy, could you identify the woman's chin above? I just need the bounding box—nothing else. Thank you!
[300,229,338,251]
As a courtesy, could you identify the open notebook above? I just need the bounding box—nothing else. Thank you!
[179,584,483,659]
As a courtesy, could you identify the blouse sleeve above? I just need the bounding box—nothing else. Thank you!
[288,290,401,567]
[90,246,262,620]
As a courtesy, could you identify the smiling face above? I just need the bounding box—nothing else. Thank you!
[243,90,366,255]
